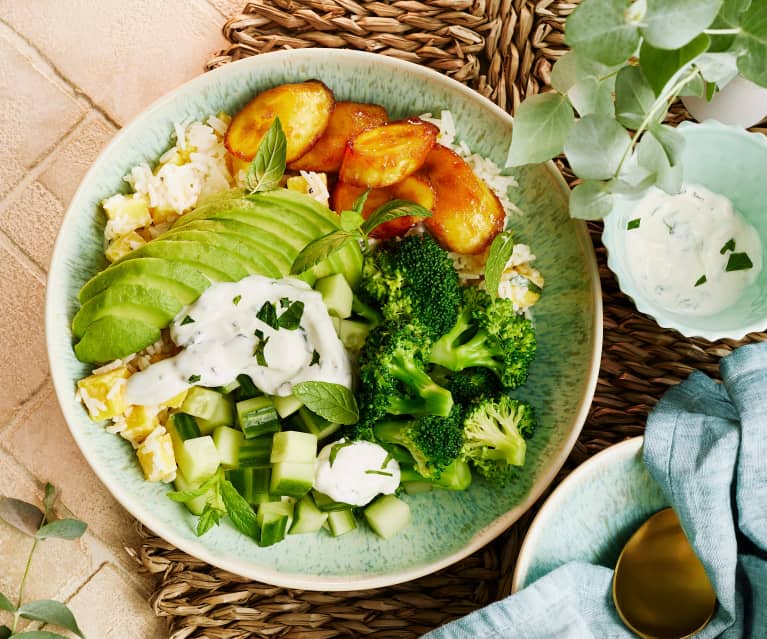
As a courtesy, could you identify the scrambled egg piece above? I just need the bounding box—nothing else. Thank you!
[77,366,130,421]
[105,230,146,263]
[102,194,151,242]
[136,426,177,483]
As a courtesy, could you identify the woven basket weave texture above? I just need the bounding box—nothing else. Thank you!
[134,2,767,637]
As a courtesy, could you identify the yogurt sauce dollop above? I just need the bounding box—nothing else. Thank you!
[125,275,352,405]
[624,184,762,316]
[314,439,401,507]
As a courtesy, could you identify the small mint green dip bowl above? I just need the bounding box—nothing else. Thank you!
[603,121,767,341]
[46,49,602,590]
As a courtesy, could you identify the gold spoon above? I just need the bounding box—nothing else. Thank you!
[612,508,717,639]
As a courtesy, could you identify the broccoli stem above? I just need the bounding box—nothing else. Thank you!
[389,353,454,417]
[429,310,500,374]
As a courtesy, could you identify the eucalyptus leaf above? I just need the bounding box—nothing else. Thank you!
[569,181,614,220]
[567,75,616,117]
[0,625,10,639]
[290,231,356,275]
[694,52,739,88]
[35,518,86,540]
[12,631,71,638]
[564,114,631,180]
[649,123,685,166]
[484,232,515,301]
[506,93,575,166]
[361,200,431,236]
[292,382,359,425]
[734,2,767,88]
[0,592,14,612]
[565,0,640,67]
[642,0,722,50]
[0,497,44,536]
[18,600,84,638]
[614,66,656,129]
[220,480,259,539]
[636,132,683,193]
[551,51,578,93]
[639,34,710,96]
[679,73,706,97]
[246,117,287,193]
[339,210,364,232]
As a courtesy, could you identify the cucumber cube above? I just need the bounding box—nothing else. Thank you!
[270,461,314,498]
[173,470,209,516]
[213,426,244,469]
[289,494,328,534]
[311,489,352,512]
[182,387,233,426]
[364,494,411,539]
[226,468,254,504]
[270,431,317,464]
[235,374,261,401]
[176,436,220,484]
[338,319,372,352]
[236,396,280,439]
[315,273,353,318]
[326,508,357,537]
[257,501,295,546]
[218,379,241,394]
[271,394,303,419]
[289,407,340,441]
[238,436,272,467]
[169,412,201,441]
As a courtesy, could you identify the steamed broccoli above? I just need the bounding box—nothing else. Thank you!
[355,320,454,435]
[447,367,503,404]
[374,406,464,479]
[361,233,461,339]
[460,395,536,484]
[400,458,473,491]
[428,286,536,389]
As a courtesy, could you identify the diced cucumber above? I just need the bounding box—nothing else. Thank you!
[288,407,341,441]
[403,481,434,495]
[311,490,353,512]
[213,426,244,469]
[218,379,241,394]
[338,319,372,351]
[270,461,314,498]
[270,431,317,464]
[226,468,254,503]
[271,394,303,419]
[170,412,202,441]
[238,436,272,467]
[173,470,208,516]
[257,501,295,546]
[326,508,357,537]
[182,387,233,426]
[289,494,328,534]
[176,436,220,484]
[235,374,261,401]
[236,396,280,439]
[364,494,411,539]
[315,273,353,318]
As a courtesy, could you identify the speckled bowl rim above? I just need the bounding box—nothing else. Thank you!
[45,49,603,590]
[602,121,767,342]
[511,436,644,592]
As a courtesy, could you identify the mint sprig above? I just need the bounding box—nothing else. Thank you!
[245,117,287,194]
[292,381,359,425]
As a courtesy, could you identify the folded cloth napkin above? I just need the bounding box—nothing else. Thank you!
[422,342,767,639]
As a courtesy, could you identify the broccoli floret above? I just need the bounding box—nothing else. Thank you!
[400,458,472,491]
[447,367,503,404]
[461,395,536,484]
[374,406,464,479]
[361,234,461,339]
[429,286,536,389]
[356,320,454,433]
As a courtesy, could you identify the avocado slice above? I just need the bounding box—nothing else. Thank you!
[78,257,209,303]
[72,282,186,338]
[74,316,161,363]
[119,240,249,281]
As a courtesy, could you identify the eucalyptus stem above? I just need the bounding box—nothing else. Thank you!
[11,537,39,633]
[703,28,741,35]
[614,65,702,177]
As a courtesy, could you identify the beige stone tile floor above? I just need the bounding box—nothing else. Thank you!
[0,2,237,636]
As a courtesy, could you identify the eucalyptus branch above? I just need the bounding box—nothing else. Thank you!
[10,539,38,633]
[703,28,741,35]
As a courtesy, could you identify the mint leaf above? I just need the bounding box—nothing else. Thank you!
[351,189,370,213]
[725,252,754,271]
[292,382,359,425]
[614,66,656,129]
[276,300,304,330]
[167,485,209,503]
[627,218,641,230]
[18,600,84,638]
[564,114,631,180]
[187,374,201,384]
[484,231,515,301]
[0,593,14,612]
[506,93,575,166]
[36,518,86,540]
[569,180,614,220]
[360,199,431,236]
[220,480,259,539]
[565,0,640,67]
[734,2,767,87]
[180,315,195,325]
[246,117,287,193]
[695,275,708,286]
[639,35,709,96]
[340,209,365,232]
[196,503,222,536]
[642,0,721,50]
[290,230,357,275]
[0,497,44,536]
[256,301,277,328]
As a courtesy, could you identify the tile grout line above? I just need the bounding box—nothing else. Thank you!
[0,230,47,284]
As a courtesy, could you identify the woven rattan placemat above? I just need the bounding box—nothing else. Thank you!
[133,3,767,637]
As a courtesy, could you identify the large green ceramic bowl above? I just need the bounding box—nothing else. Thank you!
[46,49,602,590]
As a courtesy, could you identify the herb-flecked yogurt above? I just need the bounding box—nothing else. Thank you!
[125,275,352,405]
[624,184,762,316]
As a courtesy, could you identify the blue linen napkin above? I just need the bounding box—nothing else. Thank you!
[422,342,767,639]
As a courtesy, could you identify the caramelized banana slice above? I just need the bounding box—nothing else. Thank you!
[225,80,334,162]
[332,172,435,239]
[423,145,505,254]
[289,102,388,172]
[339,119,438,188]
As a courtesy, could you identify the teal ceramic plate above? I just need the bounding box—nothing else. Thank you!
[512,437,669,591]
[603,120,767,341]
[46,49,602,590]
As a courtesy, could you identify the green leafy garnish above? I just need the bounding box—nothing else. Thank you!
[245,117,287,193]
[180,315,195,325]
[694,274,707,287]
[220,479,259,539]
[329,440,355,466]
[360,199,431,236]
[364,470,394,477]
[292,381,359,425]
[720,238,736,254]
[232,295,242,306]
[256,301,278,328]
[381,453,393,469]
[196,503,221,536]
[276,300,305,330]
[725,252,754,272]
[253,337,269,367]
[290,230,357,275]
[188,374,201,384]
[310,349,321,366]
[627,218,641,230]
[484,231,515,300]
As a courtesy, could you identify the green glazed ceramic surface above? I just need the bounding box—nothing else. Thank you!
[512,437,669,591]
[603,120,767,341]
[46,49,602,590]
